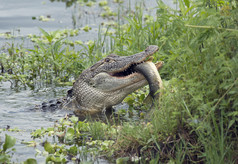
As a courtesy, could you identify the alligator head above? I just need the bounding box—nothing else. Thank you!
[65,45,163,115]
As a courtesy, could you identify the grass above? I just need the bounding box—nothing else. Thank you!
[1,0,238,163]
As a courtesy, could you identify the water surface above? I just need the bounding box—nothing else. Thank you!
[0,0,175,162]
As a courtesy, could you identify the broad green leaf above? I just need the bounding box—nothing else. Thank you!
[44,141,55,154]
[70,116,79,124]
[0,154,10,163]
[46,155,53,163]
[116,157,130,164]
[68,146,78,156]
[24,158,37,164]
[3,134,16,152]
[184,0,190,8]
[65,127,75,142]
[50,154,66,162]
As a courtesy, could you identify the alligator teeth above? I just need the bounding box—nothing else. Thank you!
[111,62,144,77]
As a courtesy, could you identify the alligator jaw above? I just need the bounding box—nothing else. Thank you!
[70,61,163,116]
[89,61,163,93]
[108,56,155,78]
[106,45,159,76]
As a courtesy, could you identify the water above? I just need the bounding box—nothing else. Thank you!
[0,0,175,163]
[0,0,72,35]
[0,81,71,162]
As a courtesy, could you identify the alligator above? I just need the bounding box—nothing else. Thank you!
[36,45,163,116]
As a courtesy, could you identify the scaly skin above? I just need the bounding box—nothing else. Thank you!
[62,45,163,115]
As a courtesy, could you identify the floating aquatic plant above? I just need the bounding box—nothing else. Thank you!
[99,0,108,7]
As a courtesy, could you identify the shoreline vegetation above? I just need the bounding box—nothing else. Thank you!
[1,0,238,163]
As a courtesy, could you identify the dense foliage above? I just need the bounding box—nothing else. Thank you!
[0,0,237,163]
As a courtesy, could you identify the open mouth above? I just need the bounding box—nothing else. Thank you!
[108,60,163,78]
[109,62,145,77]
[103,60,163,96]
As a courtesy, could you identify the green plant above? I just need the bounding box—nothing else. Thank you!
[1,0,238,163]
[0,28,93,88]
[0,134,16,163]
[106,0,238,162]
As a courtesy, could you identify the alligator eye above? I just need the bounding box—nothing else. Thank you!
[104,58,110,62]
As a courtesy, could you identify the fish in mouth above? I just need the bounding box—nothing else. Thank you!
[39,45,163,116]
[68,45,163,115]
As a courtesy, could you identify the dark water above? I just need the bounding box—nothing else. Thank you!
[0,0,175,163]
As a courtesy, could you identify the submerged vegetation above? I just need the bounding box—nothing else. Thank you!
[0,0,238,163]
